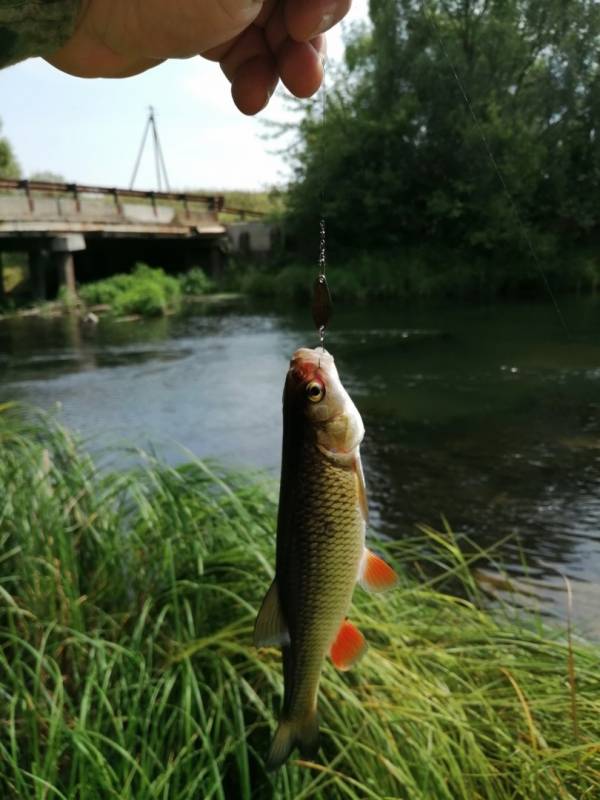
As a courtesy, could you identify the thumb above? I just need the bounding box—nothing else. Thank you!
[49,0,267,79]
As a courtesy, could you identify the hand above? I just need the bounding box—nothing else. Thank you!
[46,0,351,115]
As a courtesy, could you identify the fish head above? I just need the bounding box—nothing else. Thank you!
[286,347,364,460]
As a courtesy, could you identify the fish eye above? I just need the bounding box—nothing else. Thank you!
[306,380,325,403]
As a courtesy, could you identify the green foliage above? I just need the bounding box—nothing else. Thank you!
[221,188,286,216]
[29,170,66,183]
[79,272,136,306]
[112,280,168,316]
[79,263,182,317]
[57,284,79,310]
[1,407,599,798]
[285,0,600,293]
[79,263,218,315]
[0,118,20,179]
[178,266,215,295]
[234,247,600,302]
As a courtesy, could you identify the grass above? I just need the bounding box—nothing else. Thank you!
[1,407,599,799]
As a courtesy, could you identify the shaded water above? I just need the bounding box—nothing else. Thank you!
[2,298,600,635]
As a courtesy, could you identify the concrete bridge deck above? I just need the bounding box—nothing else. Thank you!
[0,178,226,240]
[0,178,231,300]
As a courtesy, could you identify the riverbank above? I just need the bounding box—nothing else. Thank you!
[239,248,600,302]
[4,243,600,322]
[0,263,242,324]
[0,291,243,324]
[1,407,598,798]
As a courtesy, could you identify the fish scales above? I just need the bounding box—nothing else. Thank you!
[281,440,364,715]
[254,347,398,770]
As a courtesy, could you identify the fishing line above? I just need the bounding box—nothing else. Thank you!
[421,3,570,335]
[311,55,333,350]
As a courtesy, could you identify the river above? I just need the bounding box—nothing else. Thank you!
[2,297,599,636]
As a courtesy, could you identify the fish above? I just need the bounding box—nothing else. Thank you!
[254,346,398,770]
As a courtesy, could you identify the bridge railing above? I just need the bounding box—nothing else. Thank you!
[0,178,225,219]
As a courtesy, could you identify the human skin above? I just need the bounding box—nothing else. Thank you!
[46,0,352,115]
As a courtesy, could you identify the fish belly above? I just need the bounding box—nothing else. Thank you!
[281,441,364,719]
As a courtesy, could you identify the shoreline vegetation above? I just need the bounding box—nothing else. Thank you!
[1,407,599,798]
[0,264,240,322]
[2,250,600,324]
[77,263,215,317]
[237,250,600,303]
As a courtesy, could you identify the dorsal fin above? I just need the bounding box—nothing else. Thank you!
[254,581,290,648]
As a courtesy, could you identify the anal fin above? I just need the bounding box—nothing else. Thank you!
[359,548,399,593]
[330,619,367,671]
[254,580,290,648]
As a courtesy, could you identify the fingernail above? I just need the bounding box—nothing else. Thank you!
[310,5,336,37]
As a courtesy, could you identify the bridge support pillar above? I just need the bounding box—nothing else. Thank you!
[29,248,50,301]
[51,235,86,304]
[210,241,224,284]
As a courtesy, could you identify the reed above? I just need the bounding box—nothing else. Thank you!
[1,407,598,799]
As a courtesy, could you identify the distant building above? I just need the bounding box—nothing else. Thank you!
[227,221,281,258]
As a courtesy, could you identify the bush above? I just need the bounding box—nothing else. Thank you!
[239,268,279,297]
[112,281,167,316]
[79,263,181,317]
[132,263,181,308]
[79,273,134,306]
[178,267,215,295]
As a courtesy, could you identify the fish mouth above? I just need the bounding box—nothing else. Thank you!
[290,347,333,368]
[289,347,334,383]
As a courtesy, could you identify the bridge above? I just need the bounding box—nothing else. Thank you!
[0,177,264,300]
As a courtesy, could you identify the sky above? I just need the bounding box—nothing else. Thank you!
[0,0,369,192]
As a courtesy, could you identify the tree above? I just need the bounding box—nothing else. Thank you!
[30,170,65,183]
[0,118,21,179]
[286,0,600,272]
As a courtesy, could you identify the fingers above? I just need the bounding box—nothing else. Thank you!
[284,0,352,41]
[278,38,324,98]
[215,25,277,114]
[232,55,279,114]
[203,0,338,115]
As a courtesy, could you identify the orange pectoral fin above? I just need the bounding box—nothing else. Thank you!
[330,620,368,671]
[359,548,399,593]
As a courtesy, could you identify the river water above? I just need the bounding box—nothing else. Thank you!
[2,298,599,636]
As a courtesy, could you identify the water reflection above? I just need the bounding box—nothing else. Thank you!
[1,298,599,636]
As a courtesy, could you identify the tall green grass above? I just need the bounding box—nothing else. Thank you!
[1,408,599,799]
